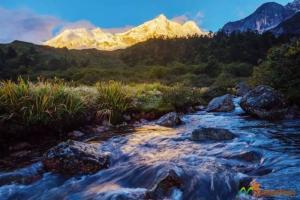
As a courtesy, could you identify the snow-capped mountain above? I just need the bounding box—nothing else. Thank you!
[45,15,206,51]
[222,0,300,34]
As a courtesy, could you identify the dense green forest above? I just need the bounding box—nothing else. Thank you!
[0,31,299,104]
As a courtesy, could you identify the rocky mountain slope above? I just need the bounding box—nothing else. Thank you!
[270,12,300,35]
[222,0,300,33]
[45,15,206,51]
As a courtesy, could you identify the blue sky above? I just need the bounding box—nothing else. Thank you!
[0,0,292,43]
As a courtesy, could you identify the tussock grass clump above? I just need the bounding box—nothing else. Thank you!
[0,78,85,128]
[0,79,206,136]
[130,83,171,113]
[95,81,132,124]
[161,83,204,111]
[129,83,204,113]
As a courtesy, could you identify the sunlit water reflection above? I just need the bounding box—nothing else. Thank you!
[0,98,299,199]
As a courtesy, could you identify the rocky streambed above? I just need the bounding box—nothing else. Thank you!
[0,87,300,200]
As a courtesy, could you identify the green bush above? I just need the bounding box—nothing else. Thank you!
[251,39,300,105]
[223,62,253,77]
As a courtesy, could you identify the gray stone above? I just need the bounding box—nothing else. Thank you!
[206,94,235,112]
[9,142,31,152]
[236,82,251,96]
[68,131,84,139]
[43,140,109,175]
[240,85,287,120]
[191,127,236,141]
[145,169,182,199]
[227,151,262,162]
[194,105,205,111]
[156,112,182,127]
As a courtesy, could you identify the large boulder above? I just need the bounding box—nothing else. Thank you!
[43,140,109,175]
[240,85,287,120]
[236,82,251,97]
[145,170,183,199]
[191,127,236,141]
[156,112,182,127]
[206,94,235,112]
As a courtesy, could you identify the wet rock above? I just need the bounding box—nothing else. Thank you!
[9,142,32,152]
[156,112,182,127]
[194,105,205,111]
[187,107,196,113]
[236,82,251,97]
[247,167,273,176]
[43,140,109,175]
[145,170,183,200]
[191,127,236,141]
[206,94,235,112]
[285,105,300,119]
[240,85,288,120]
[10,150,32,158]
[227,151,262,162]
[68,130,84,139]
[123,114,132,122]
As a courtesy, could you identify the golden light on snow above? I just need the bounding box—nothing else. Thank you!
[45,14,207,51]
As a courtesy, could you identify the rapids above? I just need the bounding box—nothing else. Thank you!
[1,98,299,200]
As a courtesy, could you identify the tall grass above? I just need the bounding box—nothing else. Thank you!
[0,78,84,127]
[95,81,132,124]
[160,83,204,111]
[0,79,205,134]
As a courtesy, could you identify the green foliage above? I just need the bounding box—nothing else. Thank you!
[251,39,300,105]
[95,81,132,124]
[0,78,84,127]
[223,62,253,77]
[0,31,287,86]
[160,83,204,111]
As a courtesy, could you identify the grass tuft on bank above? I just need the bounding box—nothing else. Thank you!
[0,78,85,127]
[0,78,206,134]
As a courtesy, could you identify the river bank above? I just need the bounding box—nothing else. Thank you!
[0,96,299,199]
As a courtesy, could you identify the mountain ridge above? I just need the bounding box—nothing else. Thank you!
[45,14,206,51]
[270,12,300,35]
[222,0,300,34]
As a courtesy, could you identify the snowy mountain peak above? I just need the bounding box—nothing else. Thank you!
[156,14,168,21]
[45,14,206,51]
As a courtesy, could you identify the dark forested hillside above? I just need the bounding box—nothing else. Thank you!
[119,31,284,66]
[0,31,290,87]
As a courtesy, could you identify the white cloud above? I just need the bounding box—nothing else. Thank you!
[172,15,189,24]
[0,7,206,44]
[58,20,96,32]
[193,11,205,25]
[0,7,138,43]
[0,7,101,44]
[172,11,205,25]
[0,7,62,44]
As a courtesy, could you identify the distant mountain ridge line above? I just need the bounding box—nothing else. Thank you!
[45,14,207,51]
[222,0,300,34]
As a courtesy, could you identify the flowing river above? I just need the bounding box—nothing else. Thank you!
[0,99,300,200]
